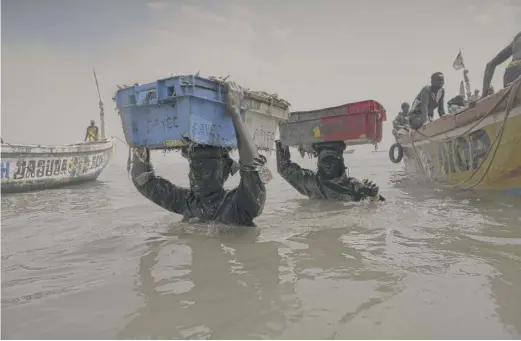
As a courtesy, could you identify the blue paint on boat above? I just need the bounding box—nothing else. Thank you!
[503,188,521,195]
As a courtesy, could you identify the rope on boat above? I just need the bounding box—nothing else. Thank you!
[409,75,521,190]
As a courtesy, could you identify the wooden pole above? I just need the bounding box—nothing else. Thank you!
[93,68,106,139]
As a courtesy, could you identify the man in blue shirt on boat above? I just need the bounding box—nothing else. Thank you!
[408,72,446,130]
[129,82,272,227]
[275,140,383,202]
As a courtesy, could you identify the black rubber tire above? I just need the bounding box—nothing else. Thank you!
[389,143,403,163]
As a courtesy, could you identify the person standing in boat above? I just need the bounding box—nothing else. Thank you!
[469,89,480,101]
[84,120,99,142]
[482,31,521,98]
[275,140,383,202]
[407,72,446,130]
[392,102,410,139]
[447,95,467,114]
[129,82,271,227]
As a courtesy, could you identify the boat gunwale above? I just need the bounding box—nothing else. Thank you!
[1,137,115,156]
[397,82,521,145]
[398,104,521,147]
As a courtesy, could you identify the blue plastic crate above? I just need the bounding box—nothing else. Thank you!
[115,75,247,149]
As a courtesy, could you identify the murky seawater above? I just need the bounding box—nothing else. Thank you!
[2,151,521,339]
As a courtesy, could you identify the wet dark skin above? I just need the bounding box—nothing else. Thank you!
[393,102,410,131]
[130,82,270,227]
[319,156,341,179]
[409,72,446,130]
[482,31,521,98]
[422,73,445,120]
[188,158,224,197]
[402,102,410,115]
[276,141,384,202]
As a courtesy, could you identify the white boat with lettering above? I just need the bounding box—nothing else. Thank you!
[1,140,115,193]
[1,69,115,193]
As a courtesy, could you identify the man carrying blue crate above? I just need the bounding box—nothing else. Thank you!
[129,82,272,227]
[275,140,384,202]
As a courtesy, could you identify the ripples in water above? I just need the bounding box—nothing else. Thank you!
[2,155,521,339]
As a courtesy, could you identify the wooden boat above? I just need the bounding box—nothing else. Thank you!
[1,140,115,193]
[395,76,521,193]
[1,70,115,193]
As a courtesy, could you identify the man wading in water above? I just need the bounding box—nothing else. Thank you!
[130,82,272,227]
[408,72,446,130]
[482,31,521,98]
[275,140,383,201]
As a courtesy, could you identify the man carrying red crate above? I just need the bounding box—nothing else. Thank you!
[275,140,384,202]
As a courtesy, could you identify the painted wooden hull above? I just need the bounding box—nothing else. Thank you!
[1,138,115,193]
[397,78,521,193]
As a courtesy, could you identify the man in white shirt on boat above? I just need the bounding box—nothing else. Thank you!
[408,72,446,130]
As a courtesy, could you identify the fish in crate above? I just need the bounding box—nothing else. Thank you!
[114,75,291,151]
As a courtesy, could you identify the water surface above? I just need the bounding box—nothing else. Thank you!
[2,151,521,339]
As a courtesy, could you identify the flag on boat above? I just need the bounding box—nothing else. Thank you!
[453,50,465,70]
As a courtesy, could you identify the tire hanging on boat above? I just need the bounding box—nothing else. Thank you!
[389,143,404,163]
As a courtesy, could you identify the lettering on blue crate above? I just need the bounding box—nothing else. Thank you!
[1,161,11,179]
[192,123,221,138]
[146,116,179,134]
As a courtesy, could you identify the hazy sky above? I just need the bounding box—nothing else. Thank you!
[2,0,520,149]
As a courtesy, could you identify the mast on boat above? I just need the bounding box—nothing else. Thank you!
[453,50,472,101]
[93,68,106,139]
